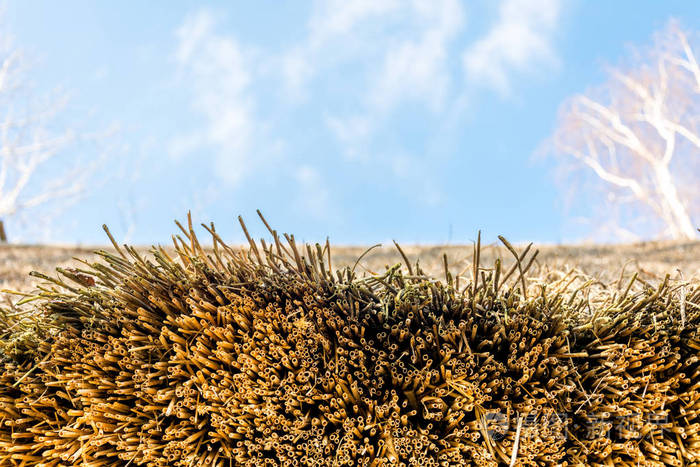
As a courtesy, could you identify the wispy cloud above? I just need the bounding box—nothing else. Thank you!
[462,0,563,95]
[307,0,401,48]
[171,1,567,220]
[298,0,466,159]
[280,0,402,100]
[369,0,464,113]
[173,9,280,185]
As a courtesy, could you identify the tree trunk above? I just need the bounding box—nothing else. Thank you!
[0,220,6,243]
[653,163,697,240]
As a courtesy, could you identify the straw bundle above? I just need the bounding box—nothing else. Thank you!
[0,213,698,466]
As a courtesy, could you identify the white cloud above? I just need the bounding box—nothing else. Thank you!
[276,0,467,211]
[174,3,469,176]
[281,0,465,112]
[370,0,464,112]
[307,0,401,49]
[170,1,568,220]
[174,9,337,219]
[290,0,466,156]
[279,0,402,98]
[462,0,563,95]
[173,9,273,185]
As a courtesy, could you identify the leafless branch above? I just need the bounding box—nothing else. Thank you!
[0,28,98,242]
[550,20,700,241]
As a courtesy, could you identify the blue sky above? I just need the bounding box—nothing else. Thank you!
[5,1,700,245]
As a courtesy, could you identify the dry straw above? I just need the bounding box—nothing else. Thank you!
[0,212,698,466]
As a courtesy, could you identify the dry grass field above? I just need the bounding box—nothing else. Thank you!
[2,240,699,294]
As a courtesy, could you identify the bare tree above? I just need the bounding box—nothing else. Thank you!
[550,20,700,241]
[0,31,95,243]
